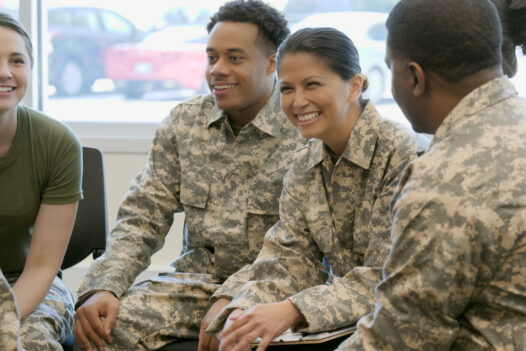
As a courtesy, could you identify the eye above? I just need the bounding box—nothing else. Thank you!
[230,56,244,63]
[10,57,26,65]
[279,86,292,93]
[207,55,217,64]
[306,81,321,88]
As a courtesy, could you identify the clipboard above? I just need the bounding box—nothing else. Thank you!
[250,326,355,347]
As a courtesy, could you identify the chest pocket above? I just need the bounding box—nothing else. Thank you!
[245,184,281,255]
[180,178,210,209]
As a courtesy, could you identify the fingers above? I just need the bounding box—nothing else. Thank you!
[73,316,94,351]
[209,335,220,351]
[220,321,261,351]
[198,324,211,351]
[256,335,272,351]
[102,301,119,343]
[74,311,104,351]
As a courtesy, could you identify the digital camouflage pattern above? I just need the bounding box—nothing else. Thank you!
[338,77,526,350]
[75,85,305,349]
[19,276,74,350]
[0,275,72,351]
[208,102,428,334]
[0,271,21,351]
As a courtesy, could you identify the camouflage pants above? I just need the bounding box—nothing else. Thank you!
[0,271,22,351]
[2,274,74,351]
[76,272,221,351]
[15,276,74,351]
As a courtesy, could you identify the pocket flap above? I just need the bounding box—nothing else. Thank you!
[180,179,210,208]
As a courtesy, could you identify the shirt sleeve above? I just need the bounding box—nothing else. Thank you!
[338,192,488,351]
[76,109,184,303]
[41,126,83,204]
[211,264,252,301]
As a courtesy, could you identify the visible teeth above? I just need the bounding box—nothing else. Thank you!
[297,112,319,122]
[0,87,14,92]
[214,84,235,90]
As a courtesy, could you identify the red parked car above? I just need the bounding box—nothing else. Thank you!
[105,25,208,98]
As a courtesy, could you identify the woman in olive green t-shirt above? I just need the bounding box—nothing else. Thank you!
[0,13,82,350]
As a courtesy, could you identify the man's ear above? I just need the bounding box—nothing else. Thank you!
[267,52,277,74]
[408,61,426,97]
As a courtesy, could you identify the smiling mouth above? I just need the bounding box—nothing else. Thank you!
[0,87,15,93]
[296,112,320,123]
[213,84,236,91]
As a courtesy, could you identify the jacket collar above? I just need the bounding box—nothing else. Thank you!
[306,100,380,170]
[207,80,283,137]
[432,76,517,146]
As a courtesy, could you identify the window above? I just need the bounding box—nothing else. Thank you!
[101,10,134,35]
[10,1,526,152]
[0,0,17,19]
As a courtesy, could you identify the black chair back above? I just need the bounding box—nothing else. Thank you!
[61,146,107,270]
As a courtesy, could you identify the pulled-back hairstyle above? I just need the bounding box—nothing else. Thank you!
[386,0,502,82]
[277,27,369,93]
[207,0,289,55]
[492,0,526,77]
[0,13,33,68]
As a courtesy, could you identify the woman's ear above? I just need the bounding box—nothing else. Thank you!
[347,73,364,102]
[408,61,426,97]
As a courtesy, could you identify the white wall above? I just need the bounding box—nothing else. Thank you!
[62,152,185,293]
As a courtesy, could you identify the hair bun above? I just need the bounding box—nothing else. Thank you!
[508,0,526,52]
[361,75,369,93]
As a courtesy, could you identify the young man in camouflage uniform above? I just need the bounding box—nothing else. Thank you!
[0,271,22,351]
[73,1,304,350]
[339,0,526,350]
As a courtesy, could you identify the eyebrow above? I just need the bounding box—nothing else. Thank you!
[206,47,248,55]
[280,75,324,85]
[10,52,27,58]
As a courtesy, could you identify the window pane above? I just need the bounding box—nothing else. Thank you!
[40,0,526,131]
[0,0,18,19]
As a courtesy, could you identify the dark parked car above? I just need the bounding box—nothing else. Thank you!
[48,6,144,96]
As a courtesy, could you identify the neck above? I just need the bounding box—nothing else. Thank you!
[427,66,503,133]
[324,102,362,155]
[0,108,18,158]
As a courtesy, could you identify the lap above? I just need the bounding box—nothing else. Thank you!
[0,271,21,351]
[21,276,75,350]
[109,272,222,350]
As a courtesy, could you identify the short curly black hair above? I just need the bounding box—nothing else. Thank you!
[387,0,502,83]
[207,0,289,55]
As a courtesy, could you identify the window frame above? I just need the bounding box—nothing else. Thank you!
[20,0,156,153]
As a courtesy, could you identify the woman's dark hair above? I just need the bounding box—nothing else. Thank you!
[0,13,33,68]
[492,0,526,77]
[207,0,289,55]
[276,27,369,93]
[386,0,502,82]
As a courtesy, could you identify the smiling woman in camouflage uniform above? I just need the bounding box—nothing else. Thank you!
[210,27,428,351]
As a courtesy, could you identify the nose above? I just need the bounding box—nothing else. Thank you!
[0,60,12,80]
[292,89,308,109]
[208,57,229,77]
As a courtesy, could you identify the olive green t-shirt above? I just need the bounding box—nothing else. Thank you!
[0,106,83,274]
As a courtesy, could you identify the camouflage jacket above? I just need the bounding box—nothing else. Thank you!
[340,77,526,350]
[209,102,427,333]
[77,86,304,302]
